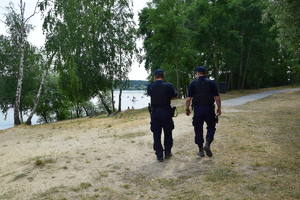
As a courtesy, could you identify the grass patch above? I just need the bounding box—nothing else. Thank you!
[80,182,92,189]
[94,170,109,181]
[12,173,28,181]
[205,167,239,182]
[116,131,147,139]
[31,186,67,200]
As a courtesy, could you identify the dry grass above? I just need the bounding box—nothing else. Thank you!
[122,88,300,200]
[0,87,299,200]
[170,89,300,200]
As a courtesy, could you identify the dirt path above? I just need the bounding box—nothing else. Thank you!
[222,88,300,106]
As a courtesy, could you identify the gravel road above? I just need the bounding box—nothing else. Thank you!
[222,88,300,107]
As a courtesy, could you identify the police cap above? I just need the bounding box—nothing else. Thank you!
[154,69,164,75]
[196,66,206,73]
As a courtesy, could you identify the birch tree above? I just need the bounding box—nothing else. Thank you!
[25,52,54,125]
[3,0,39,125]
[39,0,137,114]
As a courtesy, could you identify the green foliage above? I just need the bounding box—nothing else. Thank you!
[138,0,192,93]
[265,0,300,84]
[36,74,102,123]
[0,35,44,118]
[95,91,113,114]
[2,0,299,125]
[4,2,35,45]
[0,35,18,113]
[35,74,70,123]
[39,0,137,110]
[139,0,298,93]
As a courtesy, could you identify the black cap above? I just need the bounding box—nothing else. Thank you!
[154,69,164,75]
[196,66,206,73]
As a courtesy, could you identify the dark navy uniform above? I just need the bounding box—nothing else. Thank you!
[147,76,177,161]
[187,76,219,148]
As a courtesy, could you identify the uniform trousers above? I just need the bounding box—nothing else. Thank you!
[192,105,216,145]
[150,108,174,158]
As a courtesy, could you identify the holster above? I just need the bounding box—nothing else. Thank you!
[172,106,177,117]
[148,103,155,115]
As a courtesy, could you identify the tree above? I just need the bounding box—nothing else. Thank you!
[137,0,293,93]
[39,0,137,114]
[265,0,300,84]
[138,0,192,94]
[35,74,74,123]
[102,0,137,112]
[25,52,54,125]
[188,0,283,90]
[3,0,39,125]
[0,35,19,117]
[114,1,137,112]
[0,34,45,124]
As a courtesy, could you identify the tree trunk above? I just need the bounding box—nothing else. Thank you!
[215,53,219,84]
[118,84,122,112]
[98,91,112,114]
[238,34,244,90]
[26,69,48,125]
[174,57,180,96]
[14,31,25,125]
[241,48,251,92]
[75,103,81,118]
[111,88,115,112]
[82,107,88,116]
[12,0,39,125]
[242,69,247,92]
[20,109,24,123]
[238,48,243,90]
[228,65,233,91]
[42,111,48,123]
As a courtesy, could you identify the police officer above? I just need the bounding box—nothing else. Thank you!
[185,66,221,157]
[147,69,177,162]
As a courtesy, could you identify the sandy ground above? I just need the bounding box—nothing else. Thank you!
[1,88,299,199]
[0,101,200,199]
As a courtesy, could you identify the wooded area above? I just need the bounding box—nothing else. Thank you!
[0,0,299,126]
[139,0,300,95]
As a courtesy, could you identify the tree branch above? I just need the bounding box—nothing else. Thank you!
[24,0,40,24]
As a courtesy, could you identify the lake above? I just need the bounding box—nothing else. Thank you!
[0,90,149,131]
[113,90,150,110]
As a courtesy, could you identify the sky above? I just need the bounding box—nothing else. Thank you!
[0,0,150,80]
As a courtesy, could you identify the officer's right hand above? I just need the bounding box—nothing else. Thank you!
[186,110,191,116]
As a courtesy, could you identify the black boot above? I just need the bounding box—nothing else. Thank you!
[156,152,164,162]
[165,150,172,159]
[197,147,205,157]
[197,144,205,157]
[157,155,164,162]
[204,140,213,157]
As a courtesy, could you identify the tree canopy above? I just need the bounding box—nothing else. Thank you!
[39,0,137,108]
[138,0,299,95]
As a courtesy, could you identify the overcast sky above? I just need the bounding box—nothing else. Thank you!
[0,0,149,80]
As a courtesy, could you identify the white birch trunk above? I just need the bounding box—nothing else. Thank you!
[13,0,26,125]
[13,0,39,125]
[26,69,48,125]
